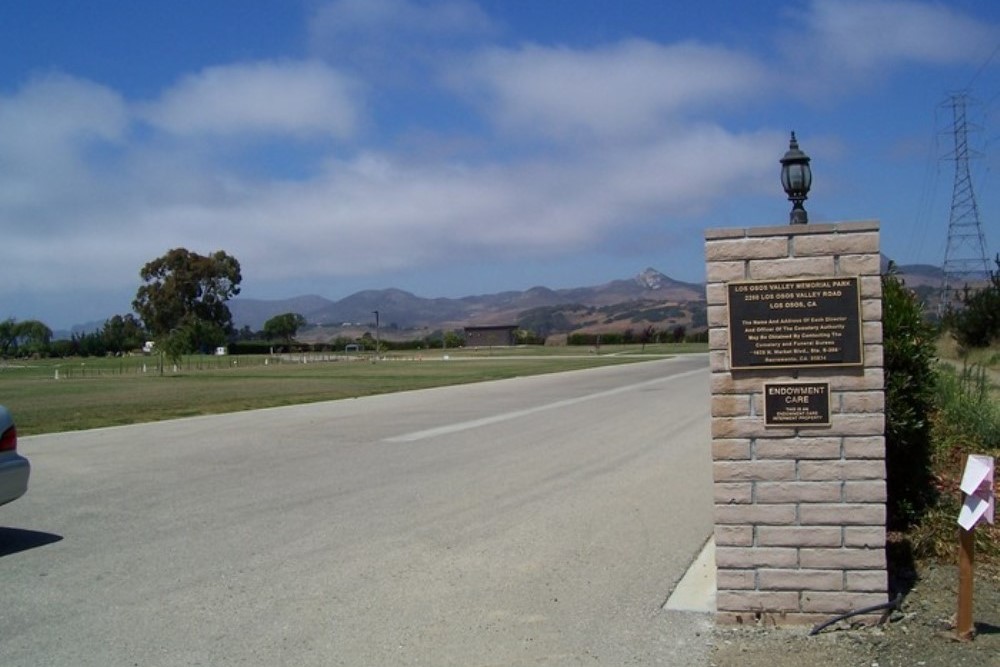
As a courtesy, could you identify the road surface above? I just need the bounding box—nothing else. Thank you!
[1,355,713,666]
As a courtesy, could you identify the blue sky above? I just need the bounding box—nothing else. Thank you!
[2,0,999,329]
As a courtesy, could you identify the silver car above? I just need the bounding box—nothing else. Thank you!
[0,405,29,506]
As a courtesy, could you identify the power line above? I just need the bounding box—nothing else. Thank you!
[940,92,991,313]
[908,106,942,263]
[965,41,1000,90]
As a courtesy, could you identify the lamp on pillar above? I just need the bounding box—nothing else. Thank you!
[780,131,812,225]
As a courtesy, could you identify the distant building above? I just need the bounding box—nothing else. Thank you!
[464,325,518,347]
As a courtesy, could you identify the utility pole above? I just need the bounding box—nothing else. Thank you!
[372,310,380,362]
[940,92,991,313]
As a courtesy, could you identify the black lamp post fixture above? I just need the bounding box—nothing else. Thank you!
[780,131,812,225]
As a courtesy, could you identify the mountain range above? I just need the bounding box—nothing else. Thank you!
[229,261,946,340]
[61,262,947,340]
[229,268,706,338]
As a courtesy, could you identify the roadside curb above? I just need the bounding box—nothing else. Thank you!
[664,537,716,613]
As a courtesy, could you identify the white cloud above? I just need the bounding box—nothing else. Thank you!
[310,0,495,39]
[1,120,774,301]
[0,44,781,320]
[792,0,999,73]
[142,60,363,139]
[0,72,127,149]
[116,124,780,286]
[6,0,995,329]
[308,0,498,78]
[0,73,128,222]
[447,39,770,141]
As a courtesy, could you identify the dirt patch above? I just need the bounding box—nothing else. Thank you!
[710,563,1000,667]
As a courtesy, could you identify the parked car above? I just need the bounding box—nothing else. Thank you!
[0,405,30,506]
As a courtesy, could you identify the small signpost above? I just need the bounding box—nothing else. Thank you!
[956,455,995,641]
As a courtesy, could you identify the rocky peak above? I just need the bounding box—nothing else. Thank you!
[636,268,669,290]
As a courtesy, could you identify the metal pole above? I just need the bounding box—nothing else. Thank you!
[957,485,976,640]
[957,527,975,640]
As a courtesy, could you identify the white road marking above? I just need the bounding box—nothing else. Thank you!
[384,367,703,443]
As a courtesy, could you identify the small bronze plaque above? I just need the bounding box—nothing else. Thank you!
[764,382,831,427]
[727,277,863,370]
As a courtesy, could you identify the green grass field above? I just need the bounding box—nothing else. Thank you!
[1,344,705,435]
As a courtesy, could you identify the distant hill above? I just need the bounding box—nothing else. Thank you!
[895,264,945,288]
[56,261,949,341]
[881,255,944,287]
[228,268,706,338]
[883,259,955,311]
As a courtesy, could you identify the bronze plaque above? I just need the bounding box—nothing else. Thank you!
[727,277,863,370]
[764,382,831,427]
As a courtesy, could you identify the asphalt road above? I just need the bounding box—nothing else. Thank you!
[1,355,714,666]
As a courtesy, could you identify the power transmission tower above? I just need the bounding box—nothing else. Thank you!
[940,92,990,312]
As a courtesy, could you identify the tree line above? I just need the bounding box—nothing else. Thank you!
[566,324,705,347]
[2,248,306,361]
[5,250,998,362]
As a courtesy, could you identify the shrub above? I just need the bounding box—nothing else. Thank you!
[947,254,1000,349]
[935,363,1000,450]
[882,268,938,528]
[910,362,1000,561]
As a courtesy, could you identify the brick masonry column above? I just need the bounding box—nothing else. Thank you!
[704,220,887,624]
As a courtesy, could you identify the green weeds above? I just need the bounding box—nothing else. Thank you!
[907,349,1000,569]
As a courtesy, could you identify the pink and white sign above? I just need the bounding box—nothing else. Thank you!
[958,455,995,531]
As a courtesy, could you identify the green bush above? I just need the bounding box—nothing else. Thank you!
[911,361,1000,562]
[882,268,938,528]
[947,254,1000,349]
[934,362,1000,450]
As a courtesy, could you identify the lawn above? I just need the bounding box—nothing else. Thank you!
[1,344,703,435]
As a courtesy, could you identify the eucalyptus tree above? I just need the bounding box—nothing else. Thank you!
[263,312,307,343]
[132,248,242,360]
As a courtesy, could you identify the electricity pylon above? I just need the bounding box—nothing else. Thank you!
[940,92,990,313]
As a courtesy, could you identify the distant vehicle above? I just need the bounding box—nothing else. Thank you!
[0,405,30,506]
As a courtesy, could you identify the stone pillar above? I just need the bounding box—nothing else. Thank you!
[704,220,887,624]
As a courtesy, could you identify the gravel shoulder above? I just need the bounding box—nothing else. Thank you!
[710,562,1000,666]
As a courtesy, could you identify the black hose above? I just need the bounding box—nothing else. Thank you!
[808,593,903,636]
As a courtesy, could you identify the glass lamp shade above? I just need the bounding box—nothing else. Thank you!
[780,131,812,198]
[781,161,812,196]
